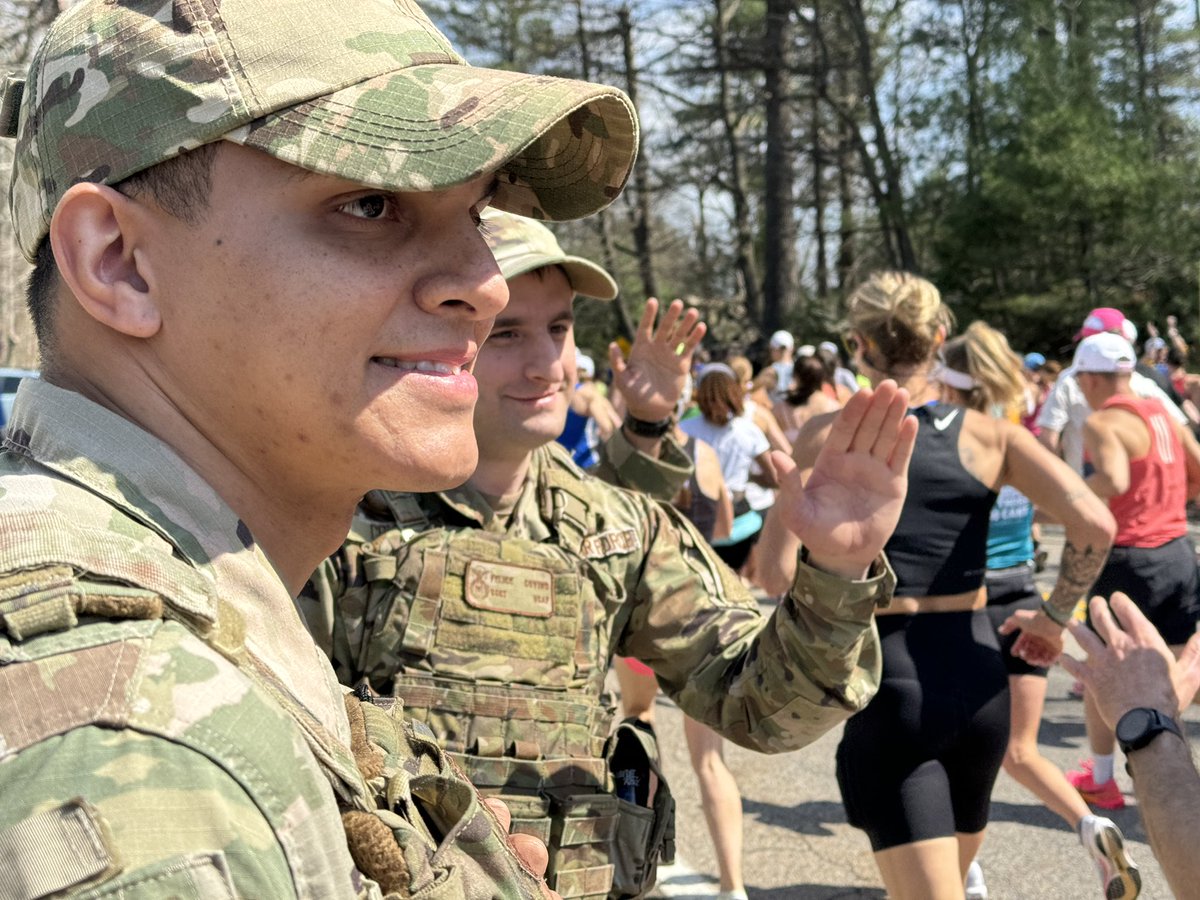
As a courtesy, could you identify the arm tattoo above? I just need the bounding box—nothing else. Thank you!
[1046,541,1108,621]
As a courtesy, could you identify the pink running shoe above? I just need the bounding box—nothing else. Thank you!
[1067,761,1126,810]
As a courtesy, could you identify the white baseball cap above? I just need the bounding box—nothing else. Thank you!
[575,350,596,379]
[1074,333,1136,374]
[769,330,794,350]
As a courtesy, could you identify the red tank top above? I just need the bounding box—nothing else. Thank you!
[1098,394,1188,548]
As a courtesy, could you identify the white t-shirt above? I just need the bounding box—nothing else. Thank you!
[680,415,770,495]
[1036,367,1187,474]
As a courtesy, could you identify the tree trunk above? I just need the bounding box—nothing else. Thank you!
[812,90,829,300]
[762,0,797,334]
[811,0,829,299]
[617,6,658,302]
[840,0,916,270]
[712,0,762,322]
[574,0,634,340]
[831,32,857,290]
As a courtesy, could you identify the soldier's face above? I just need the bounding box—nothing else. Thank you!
[471,266,577,461]
[136,144,507,501]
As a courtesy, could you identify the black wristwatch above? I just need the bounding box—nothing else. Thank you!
[623,414,673,439]
[1116,707,1183,755]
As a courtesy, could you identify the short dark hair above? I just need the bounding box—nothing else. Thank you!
[25,143,220,353]
[695,369,744,424]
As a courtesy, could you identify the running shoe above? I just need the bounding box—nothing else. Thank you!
[1080,816,1141,899]
[1067,761,1126,810]
[965,860,988,900]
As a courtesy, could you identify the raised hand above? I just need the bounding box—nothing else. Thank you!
[773,380,917,578]
[1060,592,1200,728]
[609,297,706,422]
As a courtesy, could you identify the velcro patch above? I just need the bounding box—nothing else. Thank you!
[464,561,555,617]
[0,798,120,899]
[579,528,640,559]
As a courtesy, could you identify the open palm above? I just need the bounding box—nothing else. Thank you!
[610,297,706,421]
[775,382,917,576]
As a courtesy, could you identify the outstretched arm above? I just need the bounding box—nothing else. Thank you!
[997,425,1115,666]
[1059,594,1200,897]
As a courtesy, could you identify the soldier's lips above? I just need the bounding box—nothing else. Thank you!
[508,390,563,409]
[372,358,463,375]
[370,356,478,401]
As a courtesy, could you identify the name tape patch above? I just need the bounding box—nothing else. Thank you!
[580,528,640,560]
[465,560,555,617]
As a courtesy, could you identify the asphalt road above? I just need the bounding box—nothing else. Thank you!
[644,523,1200,899]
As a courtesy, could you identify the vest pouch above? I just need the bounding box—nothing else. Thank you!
[604,719,676,899]
[492,791,553,846]
[341,694,547,900]
[546,789,618,900]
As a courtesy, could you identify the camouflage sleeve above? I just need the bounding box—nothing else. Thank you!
[0,728,304,898]
[591,427,692,501]
[0,623,365,899]
[615,500,889,753]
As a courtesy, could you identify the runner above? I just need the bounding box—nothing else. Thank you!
[755,272,1115,900]
[941,322,1140,900]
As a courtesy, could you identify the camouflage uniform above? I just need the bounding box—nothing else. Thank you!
[305,431,893,898]
[2,1,637,897]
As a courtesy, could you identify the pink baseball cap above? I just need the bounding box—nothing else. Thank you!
[1074,307,1126,341]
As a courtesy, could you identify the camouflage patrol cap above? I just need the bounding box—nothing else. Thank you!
[481,208,618,301]
[5,0,639,261]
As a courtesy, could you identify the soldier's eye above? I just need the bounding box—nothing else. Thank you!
[341,194,393,220]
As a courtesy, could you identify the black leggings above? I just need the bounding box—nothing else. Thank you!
[836,610,1010,852]
[985,564,1050,678]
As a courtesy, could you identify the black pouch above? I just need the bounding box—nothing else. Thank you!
[604,719,675,898]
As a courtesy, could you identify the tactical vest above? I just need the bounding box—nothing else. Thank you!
[0,529,546,899]
[338,448,675,899]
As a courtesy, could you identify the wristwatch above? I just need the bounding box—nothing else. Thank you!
[623,414,673,439]
[1116,707,1183,755]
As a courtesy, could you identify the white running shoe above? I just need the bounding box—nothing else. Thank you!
[965,859,988,900]
[1080,815,1141,899]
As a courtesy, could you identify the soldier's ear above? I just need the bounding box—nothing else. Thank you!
[49,183,162,339]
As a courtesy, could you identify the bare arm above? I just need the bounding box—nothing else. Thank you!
[1172,418,1200,499]
[998,423,1115,663]
[1037,427,1061,456]
[692,440,734,541]
[754,405,793,455]
[569,382,618,440]
[750,448,781,490]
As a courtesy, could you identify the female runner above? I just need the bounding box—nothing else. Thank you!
[942,323,1140,899]
[754,273,1115,900]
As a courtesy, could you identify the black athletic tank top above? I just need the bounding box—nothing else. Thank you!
[886,402,998,597]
